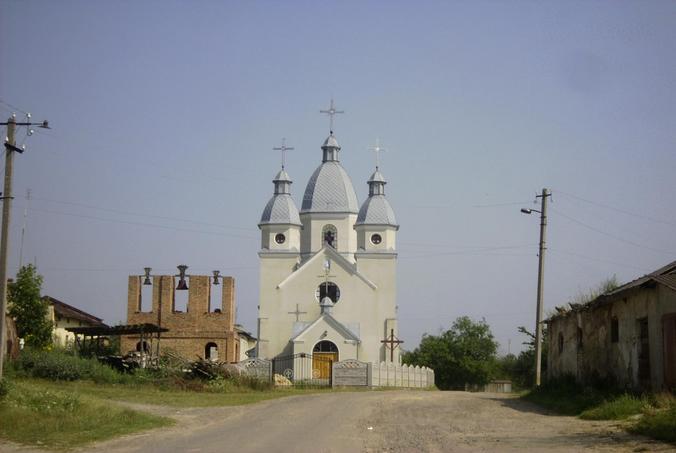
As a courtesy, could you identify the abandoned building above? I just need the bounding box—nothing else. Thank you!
[546,260,676,391]
[121,273,242,363]
[44,296,107,348]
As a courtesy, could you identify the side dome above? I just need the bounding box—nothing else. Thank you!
[301,162,359,213]
[259,168,302,226]
[259,194,301,226]
[356,196,397,226]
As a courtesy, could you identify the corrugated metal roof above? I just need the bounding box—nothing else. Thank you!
[356,195,398,226]
[301,161,359,213]
[259,194,302,226]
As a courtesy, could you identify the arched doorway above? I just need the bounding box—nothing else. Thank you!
[205,342,218,361]
[312,340,338,379]
[136,340,150,353]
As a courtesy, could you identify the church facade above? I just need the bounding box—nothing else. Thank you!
[256,129,400,366]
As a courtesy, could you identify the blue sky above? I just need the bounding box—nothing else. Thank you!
[2,1,675,353]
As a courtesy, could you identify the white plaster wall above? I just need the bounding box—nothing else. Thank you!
[299,213,358,262]
[258,248,398,364]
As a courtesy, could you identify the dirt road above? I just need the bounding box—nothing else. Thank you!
[3,391,673,452]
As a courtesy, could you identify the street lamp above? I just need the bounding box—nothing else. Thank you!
[521,188,551,387]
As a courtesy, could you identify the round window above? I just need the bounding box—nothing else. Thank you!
[370,233,382,245]
[316,282,340,303]
[275,233,286,244]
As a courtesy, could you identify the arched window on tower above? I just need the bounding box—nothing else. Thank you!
[322,224,337,249]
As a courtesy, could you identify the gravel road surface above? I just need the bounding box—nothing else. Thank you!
[2,390,673,452]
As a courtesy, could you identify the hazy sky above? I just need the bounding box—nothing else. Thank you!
[2,1,675,354]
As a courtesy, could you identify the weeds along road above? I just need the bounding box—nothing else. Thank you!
[6,390,673,452]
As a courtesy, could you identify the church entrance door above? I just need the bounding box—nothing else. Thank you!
[313,340,338,379]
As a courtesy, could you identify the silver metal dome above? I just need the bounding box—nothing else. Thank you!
[301,161,359,213]
[356,195,397,226]
[259,169,302,226]
[259,194,302,226]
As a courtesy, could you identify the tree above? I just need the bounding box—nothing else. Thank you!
[8,265,52,349]
[403,316,498,390]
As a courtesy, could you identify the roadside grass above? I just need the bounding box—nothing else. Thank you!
[579,394,648,420]
[523,379,676,445]
[30,378,330,407]
[0,379,172,450]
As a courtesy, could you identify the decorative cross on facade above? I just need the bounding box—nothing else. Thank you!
[381,328,404,362]
[287,304,307,322]
[320,98,344,133]
[369,137,386,170]
[273,138,294,169]
[317,259,336,300]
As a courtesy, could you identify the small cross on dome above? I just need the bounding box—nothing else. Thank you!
[273,138,294,169]
[369,137,386,170]
[320,98,344,133]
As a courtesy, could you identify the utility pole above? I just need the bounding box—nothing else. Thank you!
[521,188,551,387]
[0,114,49,379]
[19,188,31,268]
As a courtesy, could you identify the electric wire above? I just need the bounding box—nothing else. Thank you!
[550,207,674,256]
[554,189,676,228]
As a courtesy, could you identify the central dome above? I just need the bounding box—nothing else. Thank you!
[301,133,359,214]
[301,161,359,213]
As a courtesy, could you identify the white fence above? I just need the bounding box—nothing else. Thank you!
[368,362,435,388]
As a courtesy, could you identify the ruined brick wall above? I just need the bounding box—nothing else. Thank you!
[547,284,676,391]
[120,274,239,362]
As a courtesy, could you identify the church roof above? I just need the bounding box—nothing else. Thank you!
[356,195,398,226]
[368,170,386,183]
[291,313,361,343]
[273,169,291,182]
[301,161,359,213]
[259,194,302,226]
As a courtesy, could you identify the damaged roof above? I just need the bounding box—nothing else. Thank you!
[44,296,107,326]
[547,259,676,322]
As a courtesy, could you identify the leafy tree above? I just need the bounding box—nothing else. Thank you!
[403,316,498,390]
[8,265,52,349]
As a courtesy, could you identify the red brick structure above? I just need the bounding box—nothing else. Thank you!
[121,274,240,362]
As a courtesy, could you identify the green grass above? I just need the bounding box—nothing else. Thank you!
[523,380,676,445]
[580,393,648,420]
[0,379,173,450]
[31,378,328,407]
[631,405,676,443]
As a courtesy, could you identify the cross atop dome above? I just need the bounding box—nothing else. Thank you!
[273,137,294,169]
[320,98,344,133]
[369,137,386,170]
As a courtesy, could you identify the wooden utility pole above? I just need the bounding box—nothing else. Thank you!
[0,116,16,379]
[0,114,50,379]
[534,188,550,386]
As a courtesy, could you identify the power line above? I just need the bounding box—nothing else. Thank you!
[548,248,652,272]
[23,206,258,240]
[550,207,674,256]
[24,194,251,232]
[555,189,676,228]
[0,99,28,115]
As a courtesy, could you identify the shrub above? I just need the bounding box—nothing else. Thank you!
[13,348,130,383]
[0,377,11,400]
[580,394,648,420]
[631,406,676,443]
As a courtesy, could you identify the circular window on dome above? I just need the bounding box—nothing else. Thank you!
[370,233,382,245]
[275,233,286,244]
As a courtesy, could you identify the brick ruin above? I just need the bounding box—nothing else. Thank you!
[121,274,240,362]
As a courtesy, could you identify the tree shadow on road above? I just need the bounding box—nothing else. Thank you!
[483,395,559,416]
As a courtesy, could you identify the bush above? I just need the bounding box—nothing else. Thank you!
[631,406,676,443]
[0,377,11,400]
[580,394,648,420]
[12,348,130,383]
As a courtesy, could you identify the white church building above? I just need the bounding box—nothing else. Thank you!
[256,123,401,367]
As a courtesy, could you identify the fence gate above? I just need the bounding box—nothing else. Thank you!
[272,353,334,387]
